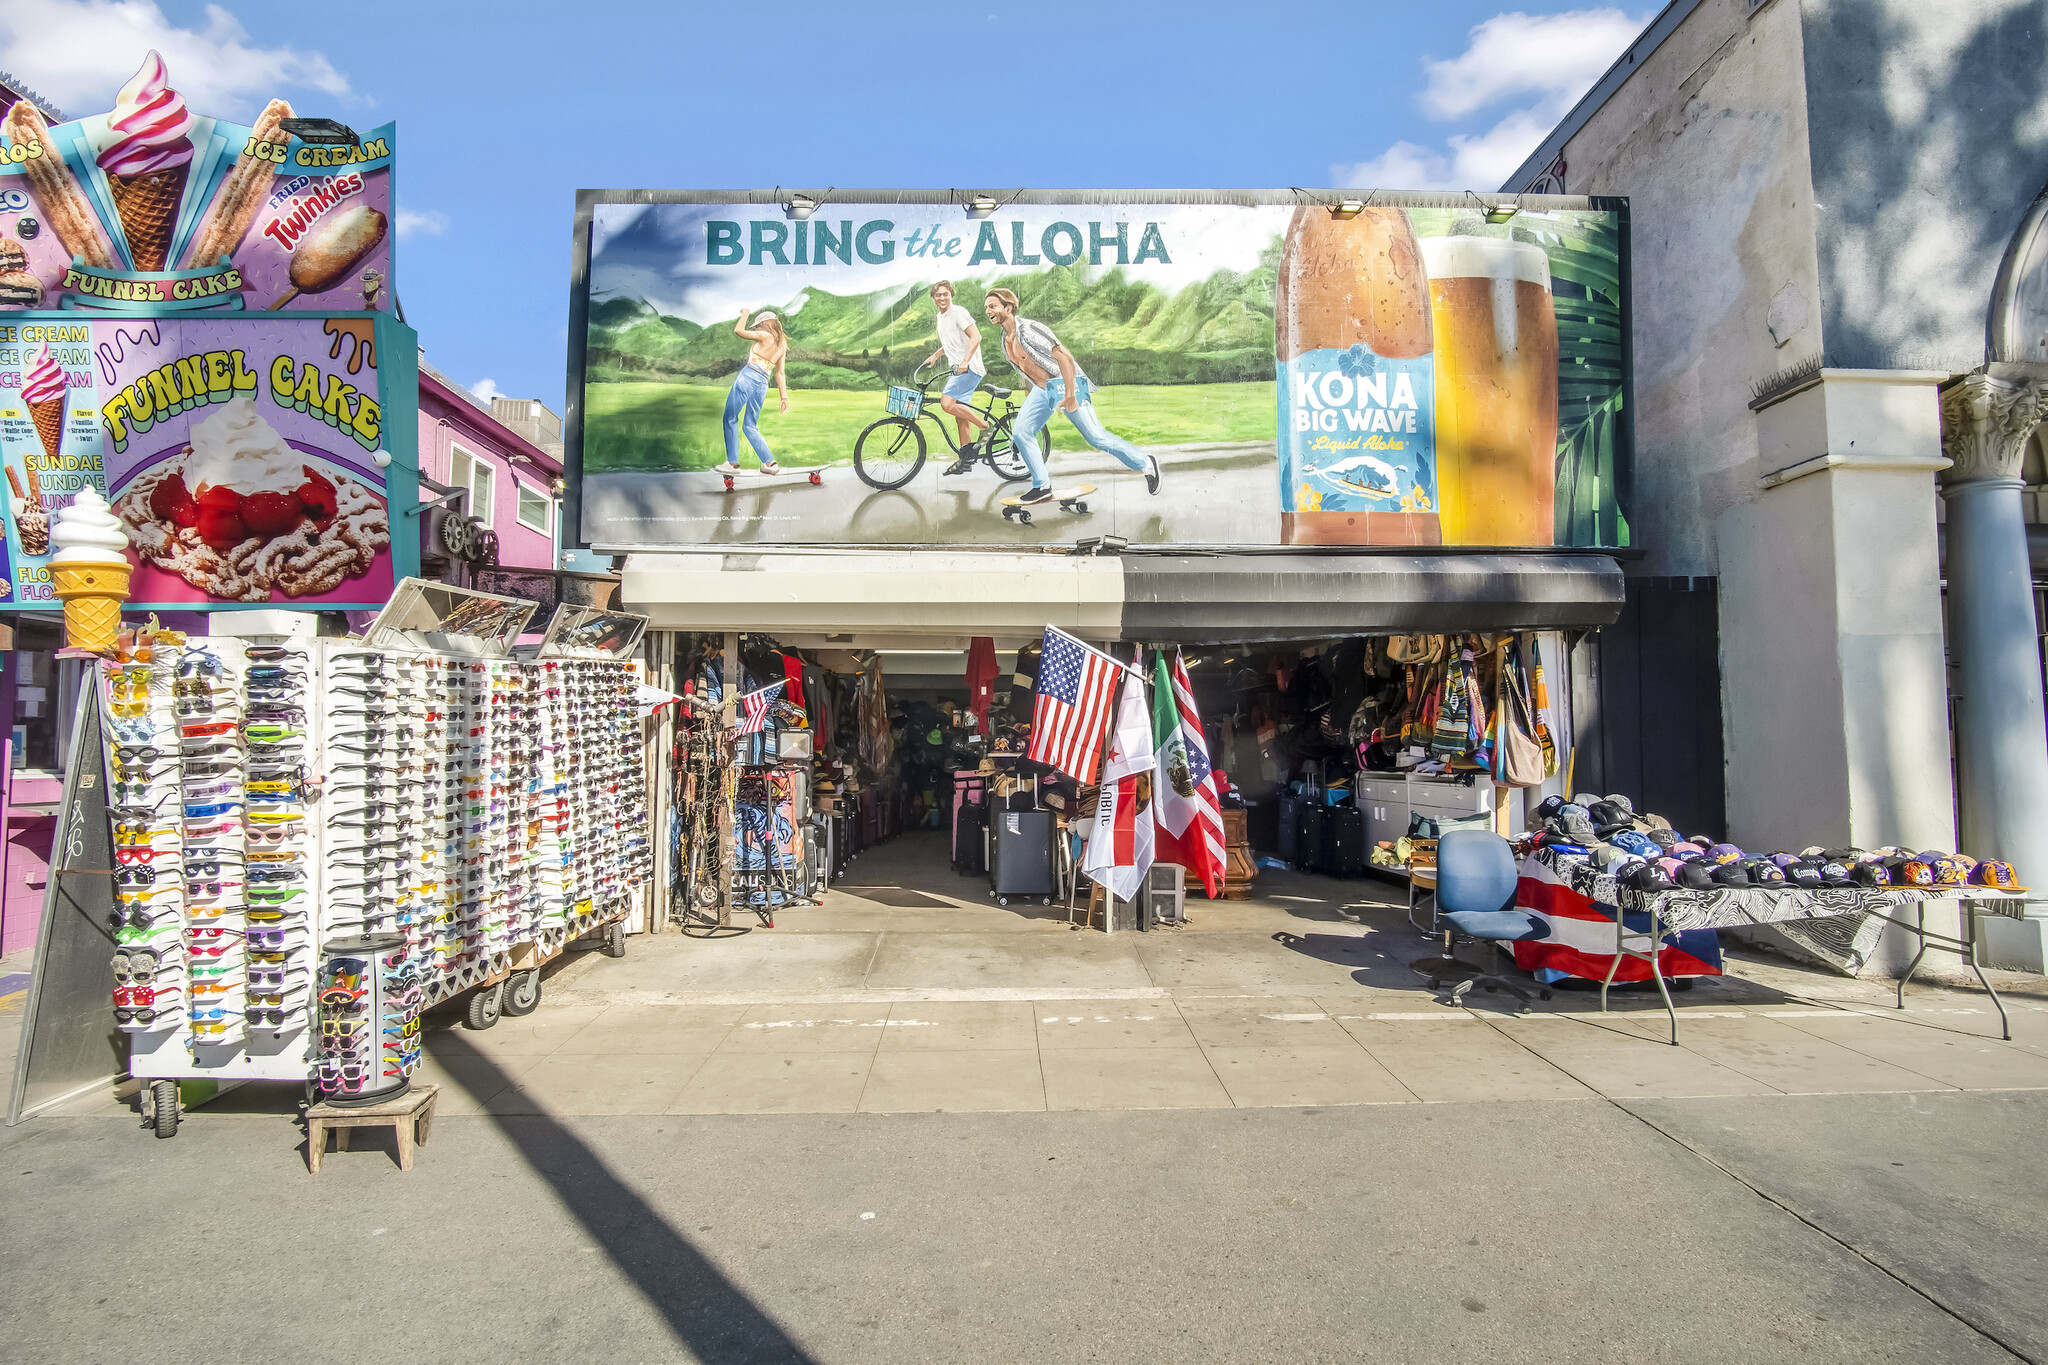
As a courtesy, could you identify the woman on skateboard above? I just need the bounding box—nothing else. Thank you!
[717,308,790,475]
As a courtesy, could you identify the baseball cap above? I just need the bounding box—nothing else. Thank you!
[1931,857,1972,886]
[1622,861,1675,892]
[1550,805,1597,845]
[1895,859,1934,887]
[1786,862,1823,888]
[1657,857,1689,881]
[1970,860,2028,891]
[1745,857,1787,887]
[1647,828,1681,851]
[1705,843,1744,866]
[1587,800,1634,837]
[1819,861,1854,887]
[1611,831,1660,859]
[1571,793,1601,809]
[1852,862,1892,887]
[1711,862,1752,888]
[1676,861,1718,890]
[1602,794,1637,818]
[1669,842,1706,859]
[1592,844,1642,873]
[1533,795,1565,821]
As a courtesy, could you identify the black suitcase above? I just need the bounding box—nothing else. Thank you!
[1294,802,1326,872]
[989,808,1055,900]
[954,804,988,875]
[1322,806,1366,876]
[1277,797,1301,863]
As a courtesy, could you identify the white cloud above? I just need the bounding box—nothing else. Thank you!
[0,1,349,120]
[1418,9,1650,120]
[396,209,447,240]
[470,378,507,404]
[1334,8,1651,193]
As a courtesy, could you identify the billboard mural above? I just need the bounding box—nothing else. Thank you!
[0,52,395,314]
[571,193,1630,550]
[1,314,415,610]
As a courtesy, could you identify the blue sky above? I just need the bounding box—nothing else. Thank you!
[0,0,1651,410]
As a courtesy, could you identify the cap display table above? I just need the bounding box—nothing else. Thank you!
[1519,845,2037,1044]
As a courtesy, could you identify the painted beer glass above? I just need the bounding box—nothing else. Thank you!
[1419,236,1559,545]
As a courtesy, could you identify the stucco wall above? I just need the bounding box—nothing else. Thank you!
[1558,0,1825,578]
[416,391,559,570]
[1801,0,2048,371]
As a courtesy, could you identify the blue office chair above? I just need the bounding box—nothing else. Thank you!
[1410,828,1552,1012]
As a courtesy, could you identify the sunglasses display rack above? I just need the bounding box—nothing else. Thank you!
[111,636,327,1084]
[316,934,416,1103]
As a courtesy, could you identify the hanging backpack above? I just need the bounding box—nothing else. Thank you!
[1492,640,1546,787]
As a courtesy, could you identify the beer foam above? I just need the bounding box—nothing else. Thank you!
[1418,236,1551,291]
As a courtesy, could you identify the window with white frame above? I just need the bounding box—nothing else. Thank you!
[449,442,493,527]
[515,479,553,533]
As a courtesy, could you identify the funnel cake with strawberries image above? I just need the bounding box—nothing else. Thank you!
[115,396,390,601]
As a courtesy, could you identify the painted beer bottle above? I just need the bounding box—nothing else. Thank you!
[1275,206,1438,546]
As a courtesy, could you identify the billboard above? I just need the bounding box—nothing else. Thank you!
[1,313,418,610]
[569,191,1630,551]
[0,52,395,314]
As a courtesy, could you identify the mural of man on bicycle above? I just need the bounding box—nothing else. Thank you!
[920,280,991,475]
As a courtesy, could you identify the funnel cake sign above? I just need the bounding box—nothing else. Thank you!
[1,316,401,609]
[0,52,395,313]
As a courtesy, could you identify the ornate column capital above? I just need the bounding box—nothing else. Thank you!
[1939,367,2048,485]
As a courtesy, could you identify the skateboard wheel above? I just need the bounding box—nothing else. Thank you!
[809,472,823,485]
[722,476,735,492]
[1075,501,1088,512]
[1018,511,1032,525]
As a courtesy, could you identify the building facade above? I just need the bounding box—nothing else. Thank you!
[1507,0,2048,967]
[415,359,565,582]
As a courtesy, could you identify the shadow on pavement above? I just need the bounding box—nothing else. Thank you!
[427,1029,821,1365]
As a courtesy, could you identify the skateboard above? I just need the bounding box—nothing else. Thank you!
[716,468,825,492]
[999,483,1096,525]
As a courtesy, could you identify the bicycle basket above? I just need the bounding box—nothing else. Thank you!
[886,386,924,419]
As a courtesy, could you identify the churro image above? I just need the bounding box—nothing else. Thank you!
[0,101,115,270]
[184,98,294,268]
[8,462,48,556]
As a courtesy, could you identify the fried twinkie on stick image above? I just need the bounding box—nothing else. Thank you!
[0,101,115,269]
[183,98,294,268]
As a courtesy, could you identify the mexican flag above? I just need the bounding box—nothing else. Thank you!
[1081,667,1154,904]
[1152,648,1226,899]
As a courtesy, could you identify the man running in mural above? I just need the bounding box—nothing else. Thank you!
[715,307,790,475]
[983,287,1160,505]
[920,280,991,473]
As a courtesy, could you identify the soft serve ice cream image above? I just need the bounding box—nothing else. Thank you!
[117,394,390,602]
[49,486,133,652]
[95,52,195,273]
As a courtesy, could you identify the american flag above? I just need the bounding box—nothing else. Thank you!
[1026,628,1120,783]
[735,681,784,735]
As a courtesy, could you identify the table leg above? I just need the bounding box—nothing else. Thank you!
[1648,906,1678,1046]
[1896,899,1929,1011]
[307,1123,325,1175]
[335,1127,352,1153]
[395,1117,415,1172]
[1599,908,1625,1013]
[1963,901,2012,1042]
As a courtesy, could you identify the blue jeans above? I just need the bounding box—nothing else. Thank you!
[1012,376,1146,489]
[722,363,775,466]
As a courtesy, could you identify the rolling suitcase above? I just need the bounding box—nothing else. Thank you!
[955,804,989,876]
[1322,806,1367,876]
[1294,802,1326,873]
[1277,796,1301,863]
[989,808,1055,903]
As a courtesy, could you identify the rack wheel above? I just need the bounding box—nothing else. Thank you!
[604,921,628,957]
[464,981,505,1031]
[502,970,542,1017]
[151,1079,179,1139]
[808,471,823,486]
[1041,897,1052,906]
[998,895,1010,907]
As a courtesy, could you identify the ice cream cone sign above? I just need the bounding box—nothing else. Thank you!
[96,52,195,274]
[49,487,133,653]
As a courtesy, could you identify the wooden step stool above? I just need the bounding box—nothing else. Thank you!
[307,1084,438,1173]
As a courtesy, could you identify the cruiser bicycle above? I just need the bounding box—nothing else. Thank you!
[852,363,1034,490]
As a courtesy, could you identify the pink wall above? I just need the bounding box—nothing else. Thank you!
[414,371,563,572]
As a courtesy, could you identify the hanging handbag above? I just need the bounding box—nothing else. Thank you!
[1493,641,1546,787]
[1524,632,1558,776]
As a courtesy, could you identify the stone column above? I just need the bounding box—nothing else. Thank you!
[1939,368,2048,969]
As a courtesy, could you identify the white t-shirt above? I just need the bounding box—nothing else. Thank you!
[935,304,987,375]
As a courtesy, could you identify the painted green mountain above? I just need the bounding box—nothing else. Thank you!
[585,245,1283,390]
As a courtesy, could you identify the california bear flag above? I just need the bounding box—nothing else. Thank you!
[1081,667,1154,905]
[1152,648,1226,899]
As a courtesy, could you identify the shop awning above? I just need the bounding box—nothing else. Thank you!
[619,551,1123,641]
[1120,552,1626,643]
[621,549,1625,644]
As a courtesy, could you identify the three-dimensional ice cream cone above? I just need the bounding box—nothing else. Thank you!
[48,487,132,653]
[53,561,133,652]
[108,164,188,273]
